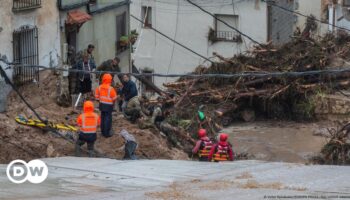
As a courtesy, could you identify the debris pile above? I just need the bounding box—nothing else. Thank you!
[311,123,350,165]
[164,32,350,136]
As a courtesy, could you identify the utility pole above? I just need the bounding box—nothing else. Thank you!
[56,43,71,107]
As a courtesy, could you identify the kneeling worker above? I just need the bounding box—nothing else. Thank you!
[192,129,213,161]
[76,101,101,157]
[120,129,138,160]
[208,133,234,162]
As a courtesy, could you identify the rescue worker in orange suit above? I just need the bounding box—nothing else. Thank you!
[76,101,101,157]
[95,74,117,137]
[208,133,234,162]
[192,129,213,161]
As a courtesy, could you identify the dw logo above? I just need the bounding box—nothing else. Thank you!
[6,159,48,184]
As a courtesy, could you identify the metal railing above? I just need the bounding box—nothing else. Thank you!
[13,65,39,86]
[13,26,39,86]
[213,31,242,42]
[13,0,41,12]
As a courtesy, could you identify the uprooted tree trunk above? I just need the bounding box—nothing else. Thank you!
[159,122,195,155]
[311,123,350,165]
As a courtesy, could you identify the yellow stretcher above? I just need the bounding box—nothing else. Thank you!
[15,115,78,132]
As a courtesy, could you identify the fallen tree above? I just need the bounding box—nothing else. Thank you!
[311,123,350,165]
[162,31,350,137]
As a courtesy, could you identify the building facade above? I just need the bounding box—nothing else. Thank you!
[329,0,350,32]
[0,0,61,112]
[0,0,131,112]
[131,0,294,88]
[294,0,329,35]
[58,0,131,70]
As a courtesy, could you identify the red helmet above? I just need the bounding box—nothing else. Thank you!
[220,133,228,142]
[198,129,207,138]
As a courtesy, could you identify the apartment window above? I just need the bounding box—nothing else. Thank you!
[116,12,127,54]
[13,26,39,85]
[142,6,152,28]
[89,0,97,4]
[13,0,41,12]
[344,0,350,7]
[213,14,241,42]
[13,26,39,65]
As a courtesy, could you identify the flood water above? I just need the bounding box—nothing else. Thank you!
[224,121,328,163]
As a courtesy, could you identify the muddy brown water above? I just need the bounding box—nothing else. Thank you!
[224,121,328,163]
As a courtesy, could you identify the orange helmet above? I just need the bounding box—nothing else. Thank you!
[220,133,228,142]
[102,73,113,84]
[198,129,207,138]
[83,100,94,113]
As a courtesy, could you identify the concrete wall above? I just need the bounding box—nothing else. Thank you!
[59,4,130,72]
[269,0,294,45]
[131,0,268,88]
[78,5,130,71]
[0,0,61,68]
[0,0,61,112]
[294,0,328,35]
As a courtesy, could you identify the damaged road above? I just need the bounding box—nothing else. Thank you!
[0,157,350,200]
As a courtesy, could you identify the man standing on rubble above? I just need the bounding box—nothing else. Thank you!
[96,57,121,83]
[192,129,213,161]
[208,133,234,162]
[76,101,100,157]
[76,52,96,99]
[86,44,95,60]
[95,74,117,137]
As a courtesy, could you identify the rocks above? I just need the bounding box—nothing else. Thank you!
[46,143,55,157]
[241,110,256,122]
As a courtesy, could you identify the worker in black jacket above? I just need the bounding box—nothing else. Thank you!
[119,74,138,112]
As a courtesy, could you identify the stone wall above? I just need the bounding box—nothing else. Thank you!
[314,94,350,121]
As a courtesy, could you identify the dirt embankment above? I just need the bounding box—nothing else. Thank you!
[0,70,188,164]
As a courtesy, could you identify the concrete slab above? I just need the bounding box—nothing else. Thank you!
[0,157,350,200]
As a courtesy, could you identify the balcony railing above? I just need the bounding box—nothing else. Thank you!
[211,31,242,43]
[13,0,41,12]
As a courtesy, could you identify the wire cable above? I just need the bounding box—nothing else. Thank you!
[166,0,181,82]
[131,14,214,64]
[4,62,350,79]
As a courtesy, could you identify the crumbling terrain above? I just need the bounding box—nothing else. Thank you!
[0,71,187,163]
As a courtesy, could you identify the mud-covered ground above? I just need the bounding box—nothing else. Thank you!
[0,71,188,164]
[0,70,333,164]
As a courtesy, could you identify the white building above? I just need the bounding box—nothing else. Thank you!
[0,0,61,112]
[131,0,294,89]
[0,0,61,71]
[329,0,350,32]
[294,0,329,35]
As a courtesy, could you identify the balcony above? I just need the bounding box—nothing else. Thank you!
[13,0,41,12]
[209,29,242,43]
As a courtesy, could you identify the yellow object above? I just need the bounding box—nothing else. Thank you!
[15,115,78,132]
[212,154,229,162]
